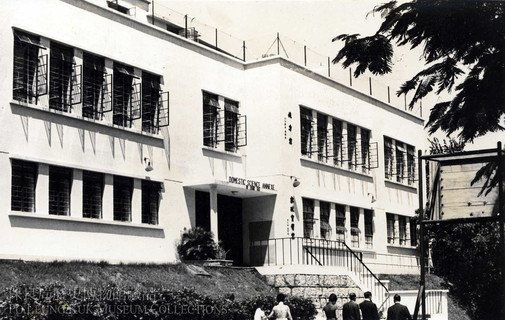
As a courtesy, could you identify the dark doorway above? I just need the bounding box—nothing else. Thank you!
[218,194,243,265]
[194,191,243,265]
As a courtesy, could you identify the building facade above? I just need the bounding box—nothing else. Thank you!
[0,0,425,272]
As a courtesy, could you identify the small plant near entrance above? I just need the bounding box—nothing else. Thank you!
[177,227,218,261]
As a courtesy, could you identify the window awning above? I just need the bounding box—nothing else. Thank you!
[15,32,46,49]
[396,145,406,153]
[204,96,219,108]
[115,66,139,78]
[224,101,239,113]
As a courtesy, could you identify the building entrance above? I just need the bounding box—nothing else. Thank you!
[195,191,243,265]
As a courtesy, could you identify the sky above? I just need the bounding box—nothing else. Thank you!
[157,0,503,150]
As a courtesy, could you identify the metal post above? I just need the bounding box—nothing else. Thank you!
[420,100,423,118]
[151,0,155,25]
[184,15,188,38]
[349,68,352,86]
[327,57,330,77]
[277,32,280,56]
[404,94,407,110]
[242,41,246,62]
[304,45,307,66]
[418,149,426,320]
[498,141,505,319]
[387,86,390,103]
[369,77,372,95]
[215,28,218,48]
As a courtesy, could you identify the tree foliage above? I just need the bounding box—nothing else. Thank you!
[333,0,505,142]
[177,227,218,261]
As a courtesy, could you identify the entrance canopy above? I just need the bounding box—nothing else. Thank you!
[185,178,277,198]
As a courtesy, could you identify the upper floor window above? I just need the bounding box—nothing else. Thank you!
[384,136,416,185]
[202,92,246,152]
[113,176,132,222]
[386,213,395,244]
[347,124,357,170]
[12,31,47,104]
[142,180,161,225]
[398,215,408,245]
[142,72,169,134]
[49,166,72,216]
[83,171,103,219]
[350,206,360,247]
[300,107,313,156]
[11,159,37,212]
[332,119,343,166]
[364,209,373,249]
[113,63,140,127]
[335,204,346,241]
[317,113,328,162]
[302,198,315,238]
[49,42,80,112]
[360,129,371,174]
[82,52,109,120]
[320,201,331,240]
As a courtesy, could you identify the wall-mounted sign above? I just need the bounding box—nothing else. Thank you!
[228,176,275,191]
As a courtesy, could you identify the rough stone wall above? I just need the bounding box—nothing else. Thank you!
[263,274,364,309]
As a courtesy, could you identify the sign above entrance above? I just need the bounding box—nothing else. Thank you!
[228,176,275,191]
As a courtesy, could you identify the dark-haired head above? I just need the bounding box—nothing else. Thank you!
[349,292,356,301]
[394,294,401,302]
[364,291,372,299]
[329,293,337,303]
[277,293,286,303]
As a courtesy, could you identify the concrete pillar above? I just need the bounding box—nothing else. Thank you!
[102,174,114,221]
[314,200,320,238]
[344,205,351,244]
[329,203,337,241]
[210,185,218,241]
[358,208,365,249]
[131,178,142,223]
[36,164,49,214]
[71,169,83,218]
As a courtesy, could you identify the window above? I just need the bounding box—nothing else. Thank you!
[361,129,371,173]
[335,204,346,241]
[399,216,407,245]
[49,42,78,111]
[83,171,103,219]
[350,206,359,247]
[317,113,328,162]
[347,124,357,170]
[113,63,140,127]
[224,99,239,152]
[203,92,220,147]
[410,219,417,246]
[332,119,343,166]
[320,201,331,240]
[386,213,395,244]
[364,209,373,249]
[300,107,313,156]
[107,0,130,14]
[302,198,315,238]
[396,144,406,183]
[142,72,169,133]
[11,160,37,212]
[113,176,133,222]
[82,52,109,119]
[49,166,72,216]
[142,180,161,225]
[13,31,47,104]
[384,137,394,179]
[407,145,416,185]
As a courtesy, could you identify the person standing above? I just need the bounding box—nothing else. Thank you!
[323,293,338,320]
[268,293,293,320]
[360,291,379,320]
[386,294,412,320]
[342,292,361,320]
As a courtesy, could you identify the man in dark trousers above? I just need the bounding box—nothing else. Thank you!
[360,291,380,320]
[387,294,413,320]
[342,292,361,320]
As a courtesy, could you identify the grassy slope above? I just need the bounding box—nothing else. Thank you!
[380,274,472,320]
[0,260,275,300]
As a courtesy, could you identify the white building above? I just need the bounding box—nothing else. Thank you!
[0,0,425,276]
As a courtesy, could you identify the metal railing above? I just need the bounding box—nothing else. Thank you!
[250,237,389,308]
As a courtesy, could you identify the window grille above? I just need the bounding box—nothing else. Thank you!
[82,52,106,120]
[11,159,37,212]
[113,176,132,222]
[300,107,313,157]
[399,215,407,245]
[49,42,79,112]
[396,144,406,183]
[112,64,139,127]
[360,129,371,173]
[12,31,47,104]
[224,99,240,152]
[49,166,72,216]
[332,119,343,166]
[386,213,395,244]
[350,206,360,247]
[384,137,417,184]
[83,171,103,219]
[141,72,169,133]
[203,92,220,148]
[347,124,357,170]
[406,145,417,185]
[320,201,331,239]
[142,180,161,225]
[384,137,394,179]
[302,198,315,238]
[364,209,373,249]
[335,204,346,241]
[317,113,328,162]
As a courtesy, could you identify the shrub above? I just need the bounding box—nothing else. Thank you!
[176,227,217,261]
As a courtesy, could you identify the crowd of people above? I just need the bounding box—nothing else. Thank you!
[254,292,412,320]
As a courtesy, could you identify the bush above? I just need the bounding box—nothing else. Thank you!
[0,285,317,320]
[176,227,217,261]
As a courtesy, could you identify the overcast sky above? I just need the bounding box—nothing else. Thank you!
[157,0,503,149]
